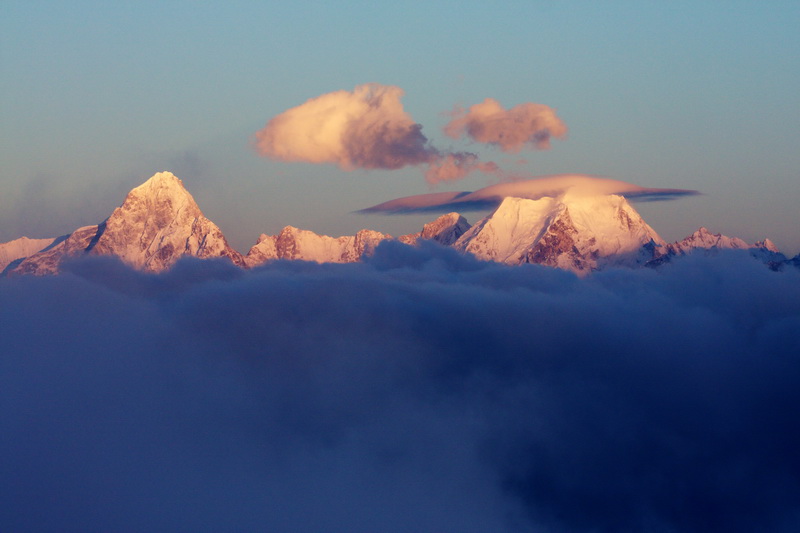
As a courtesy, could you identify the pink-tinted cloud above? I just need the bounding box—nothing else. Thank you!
[360,174,698,213]
[254,83,497,184]
[444,98,567,152]
[424,154,499,185]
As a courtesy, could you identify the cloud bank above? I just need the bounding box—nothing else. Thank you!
[444,98,567,152]
[360,174,699,213]
[254,83,498,184]
[2,247,799,532]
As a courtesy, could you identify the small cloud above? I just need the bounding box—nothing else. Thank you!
[254,83,497,184]
[444,98,567,152]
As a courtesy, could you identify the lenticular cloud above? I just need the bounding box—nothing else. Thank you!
[360,174,699,213]
[254,83,496,184]
[444,98,567,152]
[2,249,800,532]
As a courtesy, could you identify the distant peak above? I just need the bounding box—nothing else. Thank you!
[755,238,780,253]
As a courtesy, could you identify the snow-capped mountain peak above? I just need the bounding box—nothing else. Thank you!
[8,172,243,275]
[455,194,665,273]
[755,238,779,253]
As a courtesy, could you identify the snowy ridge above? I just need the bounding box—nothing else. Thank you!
[655,227,787,266]
[245,226,389,266]
[244,213,470,267]
[666,227,749,254]
[10,226,101,276]
[0,236,58,273]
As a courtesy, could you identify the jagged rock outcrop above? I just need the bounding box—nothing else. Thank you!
[245,227,390,266]
[245,213,472,267]
[398,213,471,246]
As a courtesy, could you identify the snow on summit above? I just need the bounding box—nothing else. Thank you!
[455,193,665,273]
[89,171,244,271]
[7,172,244,275]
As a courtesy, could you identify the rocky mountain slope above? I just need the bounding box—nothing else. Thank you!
[398,213,471,246]
[8,172,243,275]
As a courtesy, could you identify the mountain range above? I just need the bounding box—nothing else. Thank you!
[1,171,794,276]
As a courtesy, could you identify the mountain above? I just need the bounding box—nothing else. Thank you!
[0,236,59,274]
[666,227,750,254]
[654,227,786,267]
[245,227,389,266]
[244,213,471,267]
[3,170,790,276]
[8,172,244,275]
[454,194,665,274]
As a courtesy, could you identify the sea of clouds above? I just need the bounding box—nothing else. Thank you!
[2,242,799,532]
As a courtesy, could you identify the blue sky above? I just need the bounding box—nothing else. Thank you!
[2,1,799,253]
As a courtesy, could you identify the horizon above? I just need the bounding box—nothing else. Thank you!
[3,167,798,258]
[2,2,798,255]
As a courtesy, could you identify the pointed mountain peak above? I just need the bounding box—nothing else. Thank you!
[755,238,779,253]
[89,171,242,271]
[7,170,244,275]
[126,171,195,205]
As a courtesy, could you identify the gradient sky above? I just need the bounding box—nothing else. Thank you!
[2,1,799,254]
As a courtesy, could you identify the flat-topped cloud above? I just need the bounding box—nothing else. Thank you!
[359,174,699,213]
